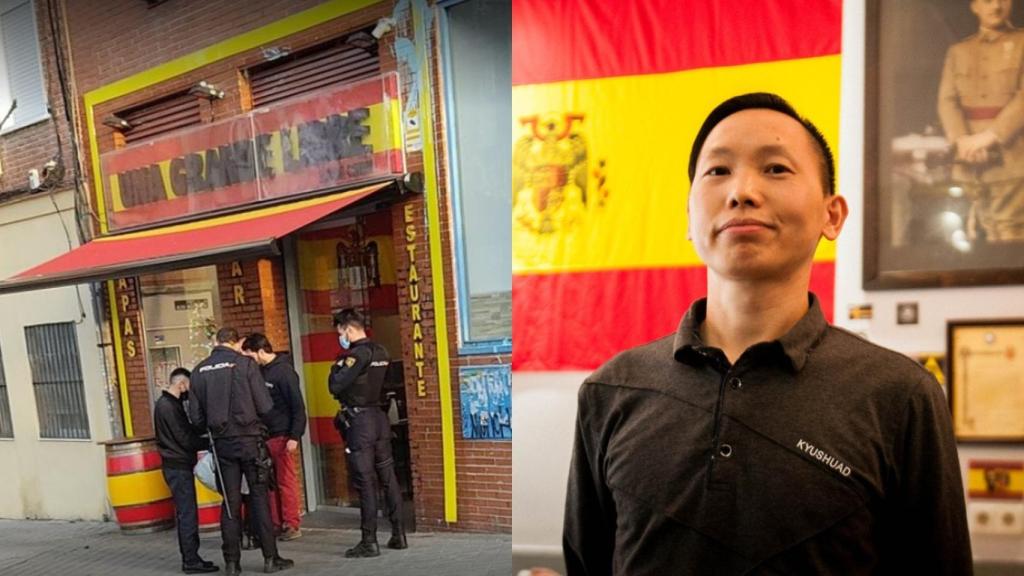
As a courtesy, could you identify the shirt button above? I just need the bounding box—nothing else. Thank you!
[729,377,743,390]
[719,444,733,458]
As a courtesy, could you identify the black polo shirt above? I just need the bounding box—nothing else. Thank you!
[564,294,972,575]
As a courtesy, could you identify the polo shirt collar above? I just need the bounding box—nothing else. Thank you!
[673,292,828,372]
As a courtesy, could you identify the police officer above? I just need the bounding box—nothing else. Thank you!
[329,309,406,558]
[189,327,294,575]
[938,0,1024,241]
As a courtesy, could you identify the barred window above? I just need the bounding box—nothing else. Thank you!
[0,342,12,438]
[25,323,89,439]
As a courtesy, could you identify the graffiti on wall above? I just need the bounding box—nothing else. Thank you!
[459,364,511,441]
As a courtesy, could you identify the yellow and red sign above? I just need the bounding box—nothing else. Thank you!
[512,0,843,370]
[100,74,404,232]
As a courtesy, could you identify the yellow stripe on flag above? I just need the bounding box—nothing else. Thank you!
[304,361,341,419]
[512,55,840,275]
[968,467,1024,497]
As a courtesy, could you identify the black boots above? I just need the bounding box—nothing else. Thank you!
[263,555,294,573]
[386,532,408,550]
[182,558,219,573]
[224,561,241,576]
[344,540,381,558]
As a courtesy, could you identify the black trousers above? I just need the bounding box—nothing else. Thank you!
[344,408,403,542]
[162,466,201,565]
[215,436,278,562]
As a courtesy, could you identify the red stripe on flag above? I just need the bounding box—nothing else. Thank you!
[513,262,835,371]
[303,332,342,363]
[513,0,842,86]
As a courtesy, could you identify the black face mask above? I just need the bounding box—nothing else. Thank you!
[180,390,190,402]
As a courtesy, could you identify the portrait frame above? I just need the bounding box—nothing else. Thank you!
[863,0,1024,289]
[946,319,1024,443]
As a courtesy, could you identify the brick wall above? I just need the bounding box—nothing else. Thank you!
[0,0,76,202]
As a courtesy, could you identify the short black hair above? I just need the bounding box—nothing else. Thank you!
[169,367,191,383]
[687,92,835,196]
[241,332,273,354]
[333,308,366,330]
[215,327,239,344]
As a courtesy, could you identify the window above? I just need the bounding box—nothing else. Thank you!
[25,323,89,439]
[139,266,223,385]
[0,0,47,132]
[0,342,12,437]
[440,0,512,352]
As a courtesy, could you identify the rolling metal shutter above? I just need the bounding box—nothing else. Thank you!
[121,91,201,144]
[249,38,380,108]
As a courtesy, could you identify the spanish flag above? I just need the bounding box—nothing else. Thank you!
[512,0,842,371]
[968,461,1024,500]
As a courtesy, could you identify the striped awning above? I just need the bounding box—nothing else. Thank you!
[0,183,390,294]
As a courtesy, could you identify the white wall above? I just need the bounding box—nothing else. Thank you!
[839,0,1024,562]
[513,0,1024,565]
[0,189,113,520]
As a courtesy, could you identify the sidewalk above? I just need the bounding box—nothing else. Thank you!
[0,518,511,576]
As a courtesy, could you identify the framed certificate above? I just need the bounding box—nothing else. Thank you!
[947,320,1024,442]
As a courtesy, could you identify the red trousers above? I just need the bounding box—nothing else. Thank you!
[266,435,302,530]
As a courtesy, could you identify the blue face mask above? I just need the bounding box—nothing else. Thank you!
[339,333,351,350]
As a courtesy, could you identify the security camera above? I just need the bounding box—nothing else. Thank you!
[372,17,396,39]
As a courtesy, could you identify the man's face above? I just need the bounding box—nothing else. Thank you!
[241,348,259,362]
[687,108,845,282]
[972,0,1012,29]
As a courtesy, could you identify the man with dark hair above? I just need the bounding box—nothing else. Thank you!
[564,93,972,574]
[329,308,406,558]
[241,332,307,542]
[155,367,217,574]
[189,328,294,575]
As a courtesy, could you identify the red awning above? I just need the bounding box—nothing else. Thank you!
[0,183,389,294]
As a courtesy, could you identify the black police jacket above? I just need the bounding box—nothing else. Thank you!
[260,353,308,440]
[154,390,208,470]
[188,345,273,438]
[328,338,389,407]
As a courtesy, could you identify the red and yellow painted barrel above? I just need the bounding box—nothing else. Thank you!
[102,437,174,533]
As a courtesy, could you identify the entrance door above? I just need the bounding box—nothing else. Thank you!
[293,211,414,523]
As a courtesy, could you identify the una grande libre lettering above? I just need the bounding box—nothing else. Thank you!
[116,109,372,209]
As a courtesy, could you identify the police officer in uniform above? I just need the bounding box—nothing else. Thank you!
[329,309,407,558]
[938,0,1024,242]
[189,327,294,575]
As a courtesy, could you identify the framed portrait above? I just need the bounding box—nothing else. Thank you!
[864,0,1024,289]
[947,319,1024,443]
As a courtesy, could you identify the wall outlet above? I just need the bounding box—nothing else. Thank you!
[968,501,1024,535]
